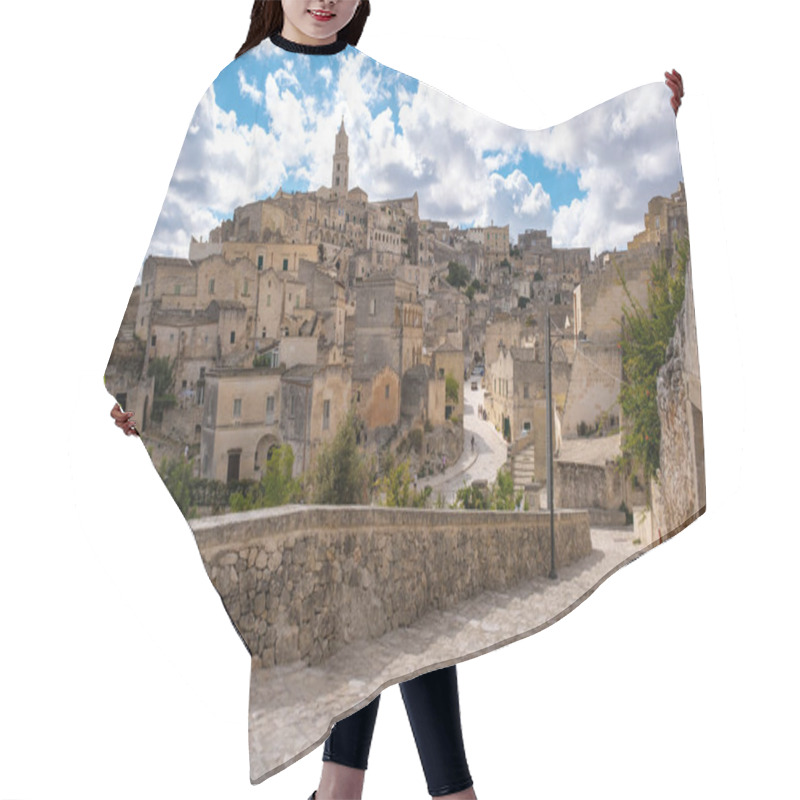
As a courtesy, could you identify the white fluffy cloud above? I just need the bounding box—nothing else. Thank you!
[531,81,682,253]
[150,53,682,259]
[148,86,283,257]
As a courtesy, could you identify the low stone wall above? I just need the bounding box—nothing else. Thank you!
[588,508,628,527]
[652,258,706,538]
[555,460,624,510]
[190,506,591,668]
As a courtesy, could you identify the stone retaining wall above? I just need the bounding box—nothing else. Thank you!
[190,506,591,668]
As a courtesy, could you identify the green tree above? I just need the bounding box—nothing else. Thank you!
[379,452,433,508]
[445,261,470,288]
[445,374,460,404]
[454,482,490,509]
[380,452,412,507]
[229,445,301,511]
[158,455,196,517]
[453,467,522,511]
[617,238,688,485]
[490,466,522,510]
[310,408,370,504]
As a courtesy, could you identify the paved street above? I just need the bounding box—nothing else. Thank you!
[248,525,640,783]
[417,381,507,505]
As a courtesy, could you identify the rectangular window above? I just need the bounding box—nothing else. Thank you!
[323,399,330,430]
[233,398,242,418]
[257,255,264,269]
[151,334,157,347]
[175,284,181,295]
[208,278,215,294]
[385,384,390,399]
[266,395,275,424]
[230,331,236,344]
[283,258,289,271]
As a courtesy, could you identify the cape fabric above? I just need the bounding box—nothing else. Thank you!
[104,32,705,784]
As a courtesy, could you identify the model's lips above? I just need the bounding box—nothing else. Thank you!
[308,9,335,21]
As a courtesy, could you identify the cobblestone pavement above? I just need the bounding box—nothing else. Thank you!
[417,383,507,506]
[248,525,640,783]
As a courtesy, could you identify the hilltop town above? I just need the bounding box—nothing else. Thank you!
[106,118,696,526]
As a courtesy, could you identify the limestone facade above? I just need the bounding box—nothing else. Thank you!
[201,368,284,483]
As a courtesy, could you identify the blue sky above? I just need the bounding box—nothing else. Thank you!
[150,40,682,259]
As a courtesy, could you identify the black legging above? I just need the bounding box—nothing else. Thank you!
[323,665,473,797]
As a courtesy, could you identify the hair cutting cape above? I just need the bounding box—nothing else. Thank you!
[104,34,705,783]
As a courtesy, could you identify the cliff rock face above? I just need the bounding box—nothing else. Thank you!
[651,259,705,539]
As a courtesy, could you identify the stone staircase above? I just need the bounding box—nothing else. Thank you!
[509,432,536,493]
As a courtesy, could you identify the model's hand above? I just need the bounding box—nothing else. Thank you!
[665,69,683,116]
[111,402,139,436]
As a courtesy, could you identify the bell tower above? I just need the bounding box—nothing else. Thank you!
[332,116,349,198]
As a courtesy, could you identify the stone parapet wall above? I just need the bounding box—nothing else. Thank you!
[190,506,591,668]
[652,258,705,538]
[554,459,626,511]
[555,461,609,509]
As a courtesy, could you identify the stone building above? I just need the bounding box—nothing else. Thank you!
[406,218,437,271]
[465,224,510,265]
[564,183,688,438]
[280,363,352,478]
[423,286,466,351]
[354,274,423,378]
[431,344,466,421]
[200,366,284,483]
[297,260,347,349]
[332,116,350,198]
[352,364,402,440]
[400,364,446,427]
[484,345,549,442]
[395,261,431,300]
[519,228,590,281]
[627,182,688,262]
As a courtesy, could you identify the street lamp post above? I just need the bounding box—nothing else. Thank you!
[545,309,557,580]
